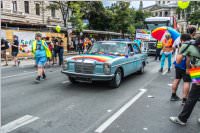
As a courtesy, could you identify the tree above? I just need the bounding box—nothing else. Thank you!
[189,10,200,26]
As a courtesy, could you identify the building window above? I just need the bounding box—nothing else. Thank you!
[163,1,165,4]
[159,12,162,17]
[36,3,40,15]
[158,1,160,4]
[51,8,55,18]
[24,1,29,14]
[12,1,17,12]
[168,1,170,3]
[1,1,3,8]
[165,11,168,16]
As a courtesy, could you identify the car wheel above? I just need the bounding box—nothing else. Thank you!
[68,76,77,83]
[138,63,144,74]
[110,68,122,88]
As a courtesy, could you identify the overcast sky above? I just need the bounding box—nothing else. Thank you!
[103,1,156,9]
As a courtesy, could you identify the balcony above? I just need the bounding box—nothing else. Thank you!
[1,9,26,18]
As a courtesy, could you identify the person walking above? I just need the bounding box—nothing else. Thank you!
[170,34,192,105]
[32,33,51,83]
[11,35,20,66]
[159,34,173,73]
[170,35,200,126]
[155,41,162,61]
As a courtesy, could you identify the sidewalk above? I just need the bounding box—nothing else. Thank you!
[1,52,78,69]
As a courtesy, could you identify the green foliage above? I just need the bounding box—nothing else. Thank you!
[47,1,152,34]
[189,10,200,25]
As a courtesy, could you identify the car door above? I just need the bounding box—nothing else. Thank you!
[132,43,142,71]
[125,43,137,74]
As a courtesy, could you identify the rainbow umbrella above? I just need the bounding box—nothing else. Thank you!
[151,26,180,41]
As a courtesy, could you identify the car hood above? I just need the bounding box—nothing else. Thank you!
[69,54,122,64]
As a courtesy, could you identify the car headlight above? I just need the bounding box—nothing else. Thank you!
[62,60,68,70]
[104,63,111,75]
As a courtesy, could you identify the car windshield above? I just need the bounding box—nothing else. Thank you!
[89,42,127,56]
[146,23,168,31]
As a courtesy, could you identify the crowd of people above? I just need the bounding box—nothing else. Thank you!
[154,26,200,126]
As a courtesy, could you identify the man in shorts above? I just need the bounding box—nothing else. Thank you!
[170,34,191,105]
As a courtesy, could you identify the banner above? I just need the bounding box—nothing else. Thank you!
[136,29,151,40]
[13,32,45,53]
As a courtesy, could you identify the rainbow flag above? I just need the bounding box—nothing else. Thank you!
[189,67,200,83]
[72,55,116,63]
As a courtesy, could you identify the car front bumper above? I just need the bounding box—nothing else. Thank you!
[61,70,114,81]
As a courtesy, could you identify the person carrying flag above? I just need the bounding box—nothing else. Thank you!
[32,33,52,83]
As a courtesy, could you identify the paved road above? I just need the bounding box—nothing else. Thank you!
[2,57,200,133]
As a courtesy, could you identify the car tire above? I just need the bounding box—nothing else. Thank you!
[110,68,122,88]
[68,76,77,83]
[138,63,144,74]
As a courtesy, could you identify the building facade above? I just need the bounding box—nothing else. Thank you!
[1,0,65,29]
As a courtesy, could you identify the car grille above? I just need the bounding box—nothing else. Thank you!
[75,62,95,74]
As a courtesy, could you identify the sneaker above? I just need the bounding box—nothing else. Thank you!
[159,68,163,73]
[42,73,46,80]
[169,117,186,126]
[168,68,171,73]
[170,95,181,101]
[35,76,41,83]
[181,98,187,106]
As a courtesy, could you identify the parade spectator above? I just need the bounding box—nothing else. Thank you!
[155,41,162,61]
[170,34,191,105]
[45,37,53,66]
[1,38,9,66]
[32,33,50,83]
[57,38,64,66]
[75,37,79,52]
[78,37,84,54]
[170,35,200,126]
[159,33,173,73]
[52,37,59,65]
[11,35,20,66]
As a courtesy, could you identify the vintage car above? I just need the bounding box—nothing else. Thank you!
[61,41,148,88]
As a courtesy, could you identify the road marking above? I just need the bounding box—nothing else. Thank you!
[62,81,69,84]
[1,115,39,133]
[162,69,168,75]
[95,89,147,133]
[2,69,60,79]
[168,84,172,87]
[2,71,37,79]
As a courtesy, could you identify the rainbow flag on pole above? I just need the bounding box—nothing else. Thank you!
[189,67,200,83]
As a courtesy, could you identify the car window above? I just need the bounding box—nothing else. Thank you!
[132,43,141,54]
[127,44,134,54]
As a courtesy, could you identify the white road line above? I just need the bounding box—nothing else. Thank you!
[2,71,37,79]
[95,89,147,133]
[168,84,172,87]
[162,69,168,75]
[62,81,69,84]
[1,115,39,133]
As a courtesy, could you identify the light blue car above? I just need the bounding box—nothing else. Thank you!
[61,41,148,88]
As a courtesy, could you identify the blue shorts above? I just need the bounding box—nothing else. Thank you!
[36,56,47,67]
